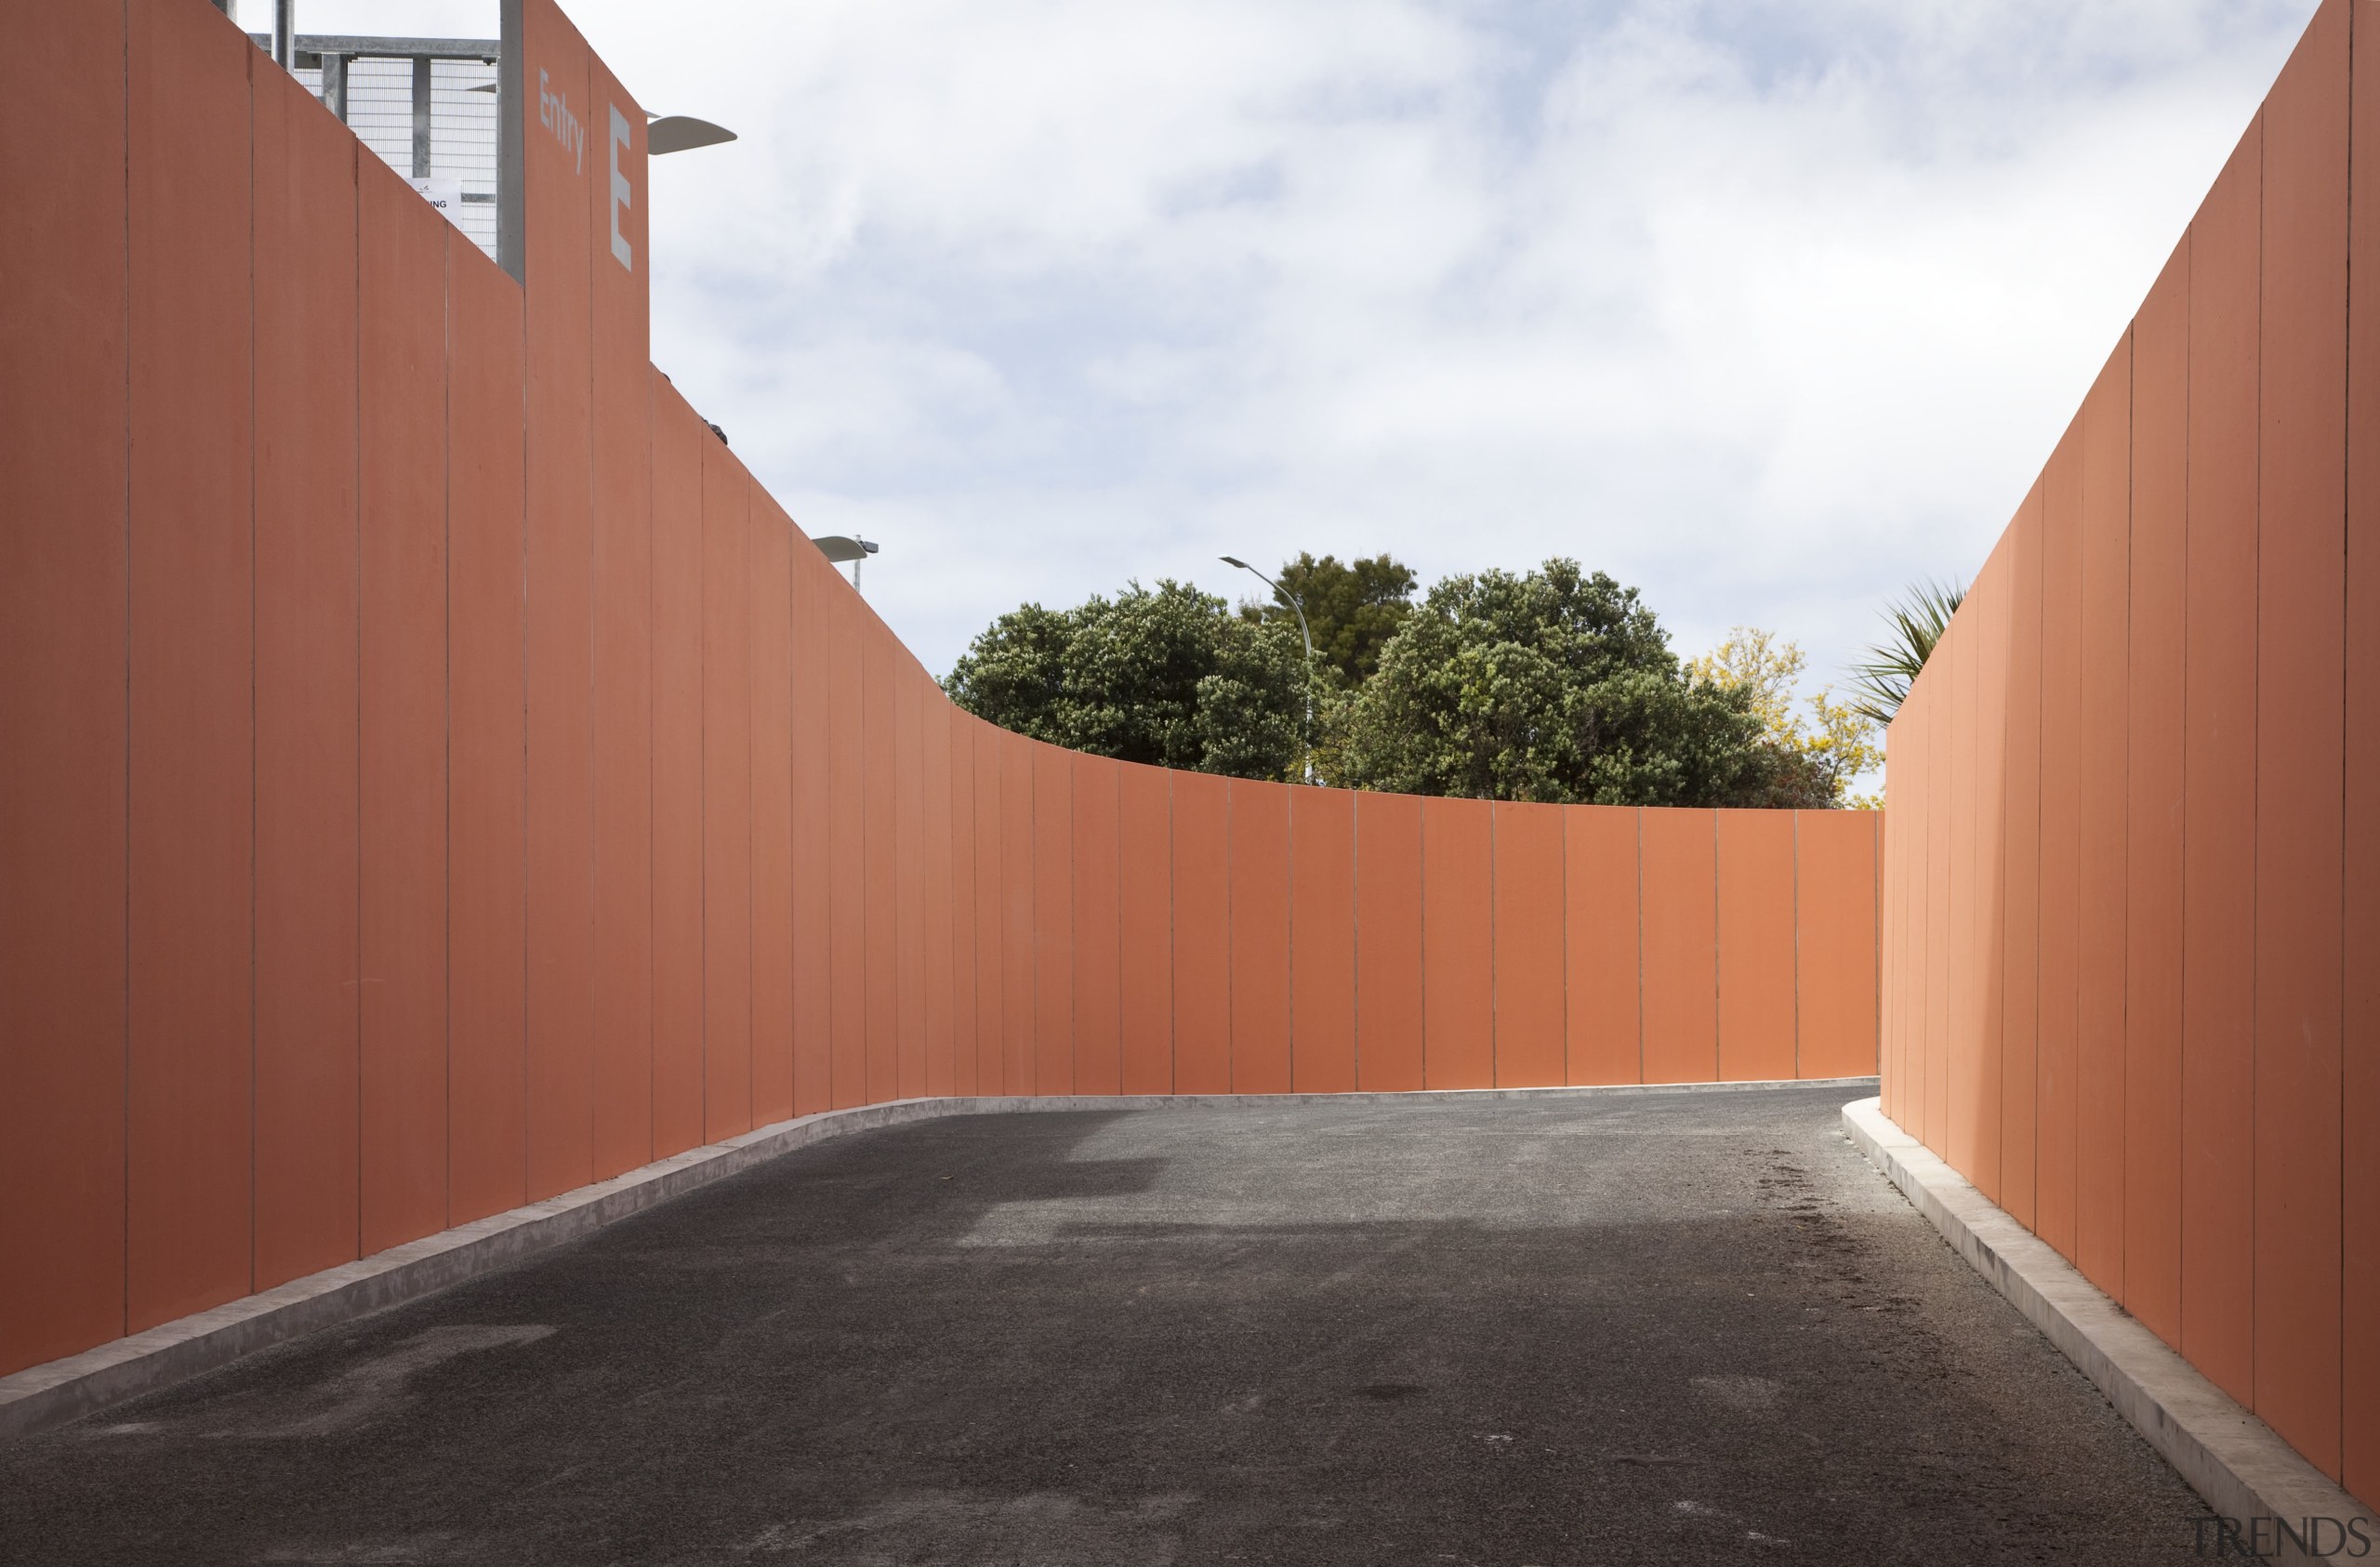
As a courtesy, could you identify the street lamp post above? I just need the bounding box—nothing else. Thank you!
[1222,556,1316,784]
[813,534,880,595]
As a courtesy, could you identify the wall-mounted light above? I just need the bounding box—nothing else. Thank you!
[471,101,731,156]
[647,114,735,155]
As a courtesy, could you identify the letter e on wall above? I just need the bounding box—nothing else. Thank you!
[609,105,633,270]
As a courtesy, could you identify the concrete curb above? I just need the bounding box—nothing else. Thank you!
[0,1076,1872,1442]
[1842,1097,2376,1561]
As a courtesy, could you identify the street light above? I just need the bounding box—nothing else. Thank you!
[1222,555,1316,784]
[814,534,879,595]
[646,115,737,154]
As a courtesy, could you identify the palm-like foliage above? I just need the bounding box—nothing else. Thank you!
[1846,578,1966,725]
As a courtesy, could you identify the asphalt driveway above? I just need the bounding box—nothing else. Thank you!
[0,1085,2208,1564]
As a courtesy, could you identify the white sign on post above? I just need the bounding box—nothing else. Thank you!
[410,178,466,231]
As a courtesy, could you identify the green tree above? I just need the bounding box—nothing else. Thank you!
[1236,552,1418,686]
[1321,560,1807,806]
[944,580,1307,779]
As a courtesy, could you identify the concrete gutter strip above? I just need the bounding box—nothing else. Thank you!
[0,1077,1873,1442]
[1842,1097,2376,1560]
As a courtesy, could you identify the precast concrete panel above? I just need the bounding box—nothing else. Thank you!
[1228,780,1294,1096]
[1641,810,1718,1086]
[972,718,1007,1095]
[443,248,527,1226]
[588,56,654,1179]
[1422,797,1494,1090]
[1354,793,1425,1092]
[966,718,1004,1098]
[252,68,363,1290]
[2345,0,2380,1495]
[1170,771,1232,1094]
[1896,660,1917,1113]
[587,48,646,371]
[1885,712,1911,1126]
[2181,122,2264,1408]
[895,666,928,1100]
[826,580,868,1110]
[1966,539,2013,1201]
[0,0,129,1374]
[1795,811,1879,1081]
[2076,344,2135,1296]
[1564,808,1642,1086]
[788,551,834,1115]
[1880,727,1904,1126]
[998,732,1036,1095]
[2126,242,2192,1348]
[701,442,754,1139]
[1289,787,1357,1094]
[748,500,796,1127]
[358,155,451,1256]
[1947,607,1981,1175]
[1908,700,1932,1133]
[945,710,979,1096]
[1032,744,1075,1094]
[862,625,900,1106]
[1118,763,1175,1094]
[2253,1,2348,1472]
[125,0,256,1329]
[521,7,596,1203]
[2001,483,2047,1230]
[649,386,707,1153]
[1925,634,1953,1155]
[1908,695,1933,1132]
[1715,809,1794,1085]
[924,687,958,1098]
[1072,755,1123,1097]
[1896,683,1924,1129]
[1491,801,1566,1088]
[2034,424,2086,1260]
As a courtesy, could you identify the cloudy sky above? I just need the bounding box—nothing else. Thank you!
[257,0,2310,698]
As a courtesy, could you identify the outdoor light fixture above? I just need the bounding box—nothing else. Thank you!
[1221,555,1316,783]
[814,535,880,595]
[646,114,736,154]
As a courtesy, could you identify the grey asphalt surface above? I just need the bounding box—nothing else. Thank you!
[0,1085,2210,1564]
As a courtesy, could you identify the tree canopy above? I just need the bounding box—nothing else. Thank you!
[1688,626,1883,809]
[1236,552,1417,685]
[1323,560,1825,807]
[946,555,1858,808]
[942,580,1306,779]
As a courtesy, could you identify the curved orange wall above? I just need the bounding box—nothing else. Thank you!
[0,0,1879,1382]
[1882,0,2378,1508]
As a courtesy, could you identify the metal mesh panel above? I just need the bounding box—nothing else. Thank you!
[430,58,501,253]
[342,58,417,171]
[277,46,501,260]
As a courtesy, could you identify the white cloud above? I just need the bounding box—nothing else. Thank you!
[268,0,2312,704]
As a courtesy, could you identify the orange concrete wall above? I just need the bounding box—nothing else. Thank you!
[1881,0,2377,1508]
[0,0,1879,1383]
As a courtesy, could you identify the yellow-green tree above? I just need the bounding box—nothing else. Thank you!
[1687,627,1883,808]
